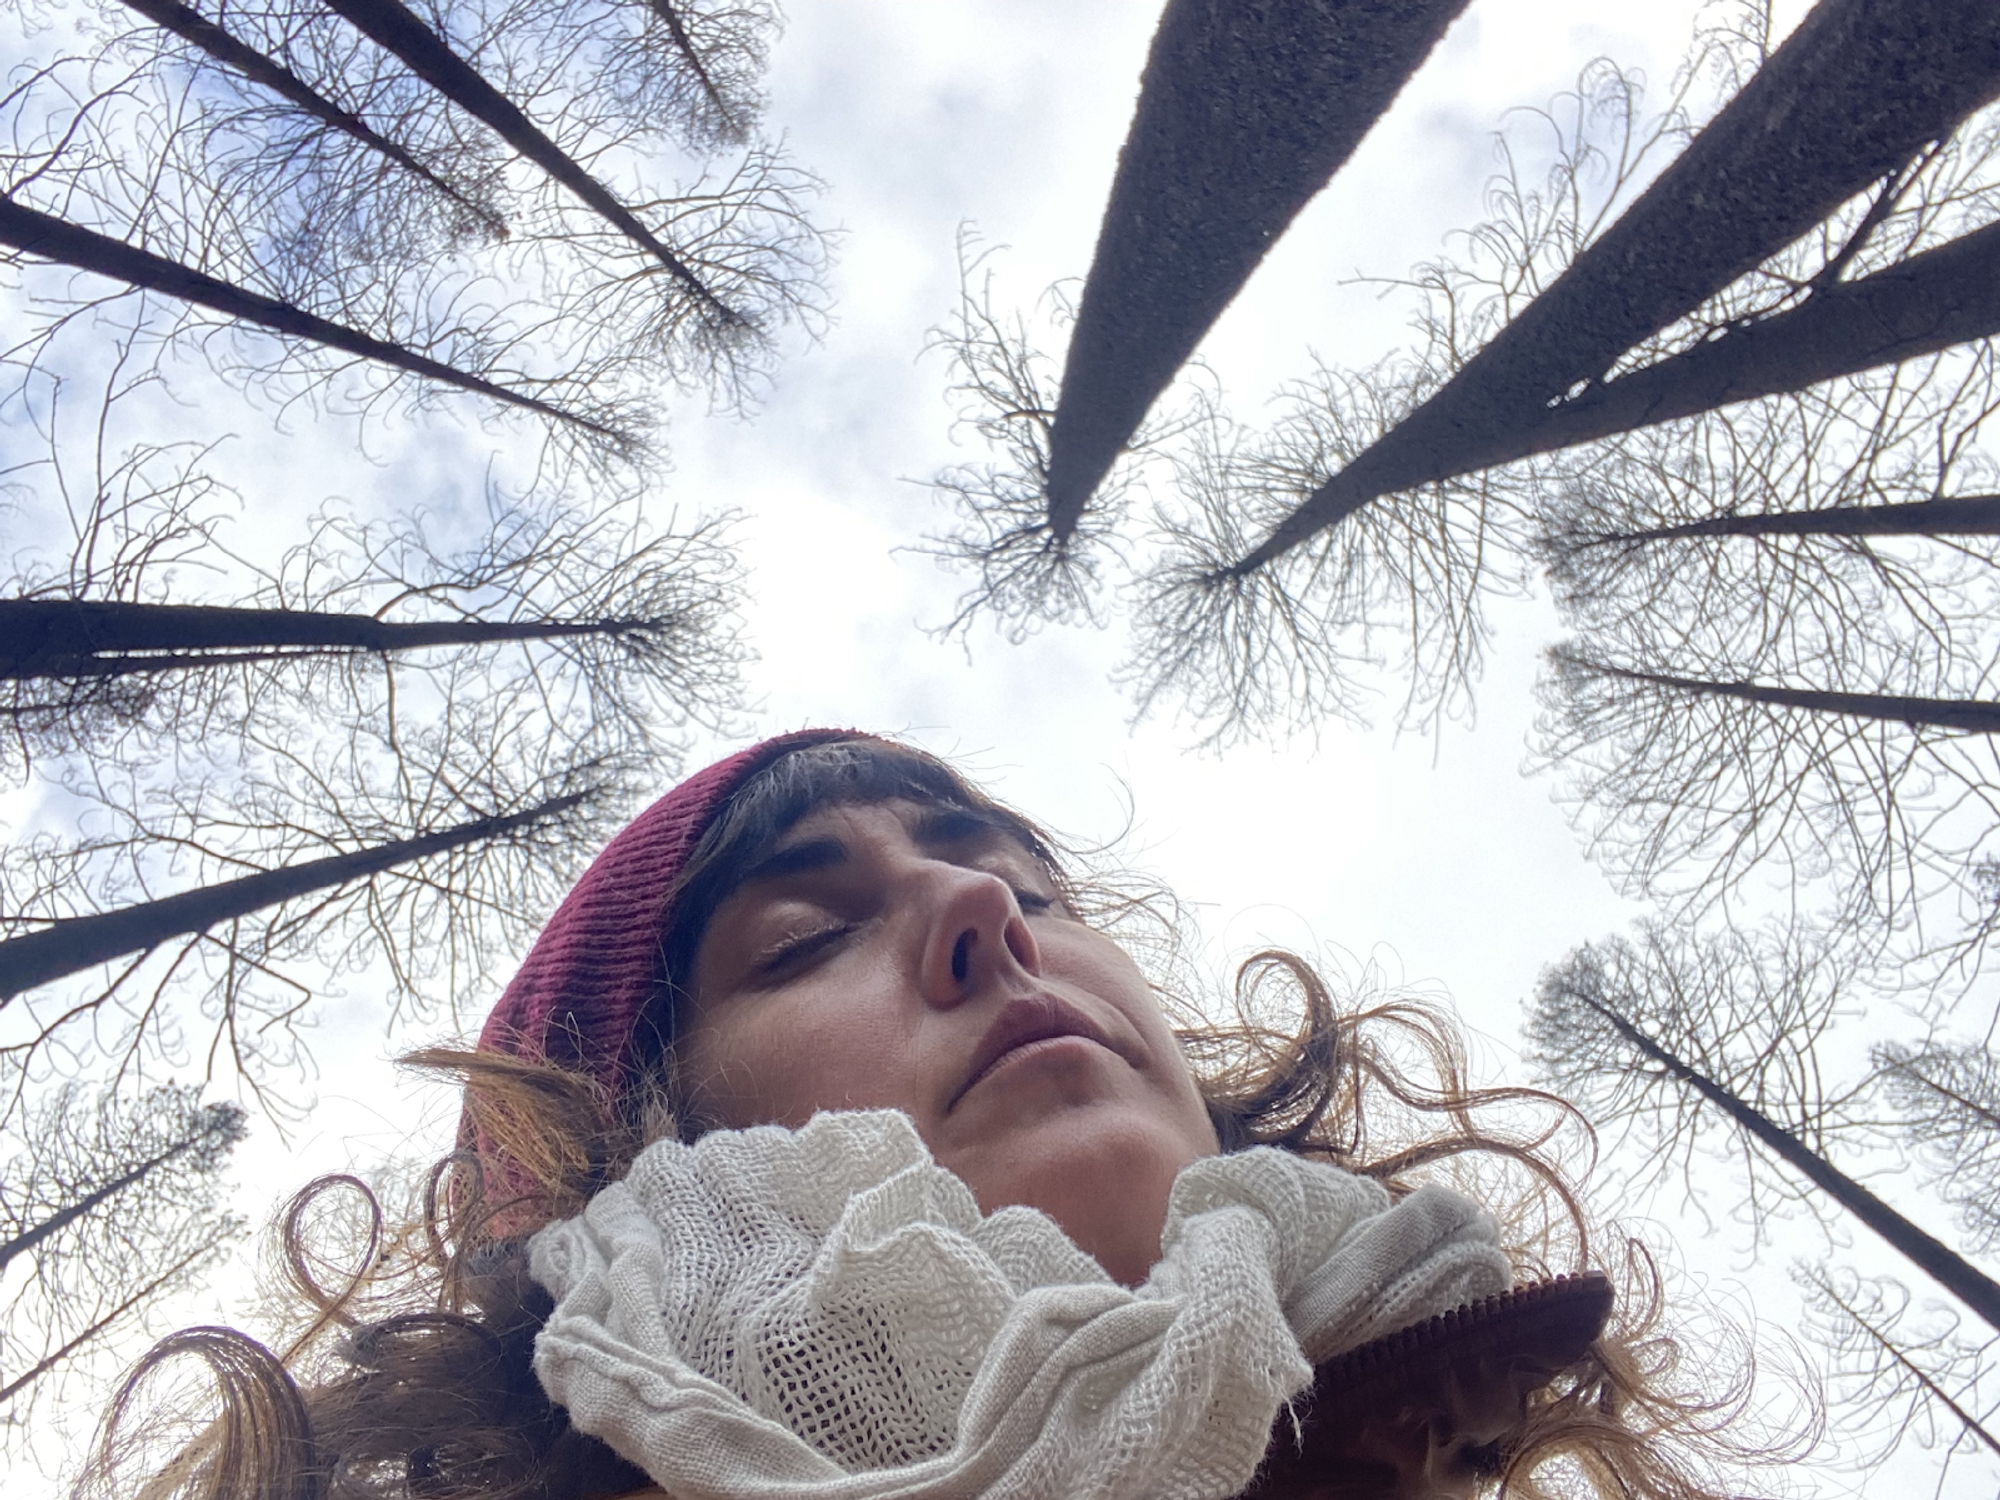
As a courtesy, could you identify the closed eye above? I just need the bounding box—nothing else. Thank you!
[755,921,853,975]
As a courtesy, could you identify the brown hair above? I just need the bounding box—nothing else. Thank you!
[80,743,1790,1500]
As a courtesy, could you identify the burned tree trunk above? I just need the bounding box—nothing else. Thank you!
[642,0,745,140]
[0,791,587,1000]
[1572,493,2000,546]
[1538,940,2000,1332]
[0,1085,245,1420]
[0,196,619,437]
[0,1102,243,1272]
[1557,652,2000,735]
[0,599,686,682]
[323,0,739,321]
[114,0,506,236]
[1043,0,1469,538]
[1492,221,2000,478]
[1227,0,2000,572]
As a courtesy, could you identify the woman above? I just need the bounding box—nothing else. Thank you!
[92,730,1752,1500]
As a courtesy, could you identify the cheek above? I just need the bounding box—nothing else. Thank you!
[1048,930,1184,1052]
[678,993,922,1129]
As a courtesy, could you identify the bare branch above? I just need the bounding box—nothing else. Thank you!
[1798,1266,2000,1480]
[918,234,1129,640]
[0,1081,244,1440]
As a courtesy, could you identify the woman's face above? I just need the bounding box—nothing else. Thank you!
[678,797,1221,1285]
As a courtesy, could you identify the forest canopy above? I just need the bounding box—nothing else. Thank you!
[4,0,1998,1491]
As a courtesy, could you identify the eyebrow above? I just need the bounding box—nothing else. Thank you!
[906,804,1012,847]
[732,837,848,889]
[730,806,1031,894]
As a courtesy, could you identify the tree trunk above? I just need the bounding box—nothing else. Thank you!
[0,196,617,438]
[0,791,588,1001]
[1234,216,2000,573]
[115,0,506,237]
[1571,986,2000,1334]
[1507,220,2000,469]
[323,0,736,321]
[0,598,675,682]
[1228,0,2000,572]
[1563,653,2000,734]
[1583,493,2000,546]
[0,1112,236,1273]
[642,0,742,139]
[1042,0,1470,539]
[1890,1062,2000,1137]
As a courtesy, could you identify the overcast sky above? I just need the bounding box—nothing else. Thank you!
[16,0,1985,1492]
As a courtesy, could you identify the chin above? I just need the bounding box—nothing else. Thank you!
[941,1095,1218,1286]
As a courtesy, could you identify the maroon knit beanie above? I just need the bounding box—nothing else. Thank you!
[473,728,862,1101]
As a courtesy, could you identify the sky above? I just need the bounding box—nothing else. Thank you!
[9,0,1992,1493]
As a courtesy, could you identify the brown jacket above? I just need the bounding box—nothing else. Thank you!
[605,1273,1613,1500]
[1241,1273,1613,1498]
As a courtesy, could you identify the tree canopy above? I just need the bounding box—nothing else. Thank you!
[0,0,830,466]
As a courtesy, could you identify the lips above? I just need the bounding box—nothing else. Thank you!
[950,993,1116,1109]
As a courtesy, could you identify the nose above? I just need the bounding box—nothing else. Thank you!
[917,865,1042,1005]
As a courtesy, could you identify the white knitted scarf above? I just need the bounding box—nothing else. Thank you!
[529,1110,1509,1500]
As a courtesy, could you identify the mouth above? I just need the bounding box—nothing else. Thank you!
[950,994,1115,1109]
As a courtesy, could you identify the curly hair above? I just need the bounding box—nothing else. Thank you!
[79,743,1791,1500]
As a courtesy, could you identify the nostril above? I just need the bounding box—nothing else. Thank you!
[951,930,973,984]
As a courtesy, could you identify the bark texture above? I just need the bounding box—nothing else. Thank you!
[1044,0,1470,537]
[1233,0,2000,571]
